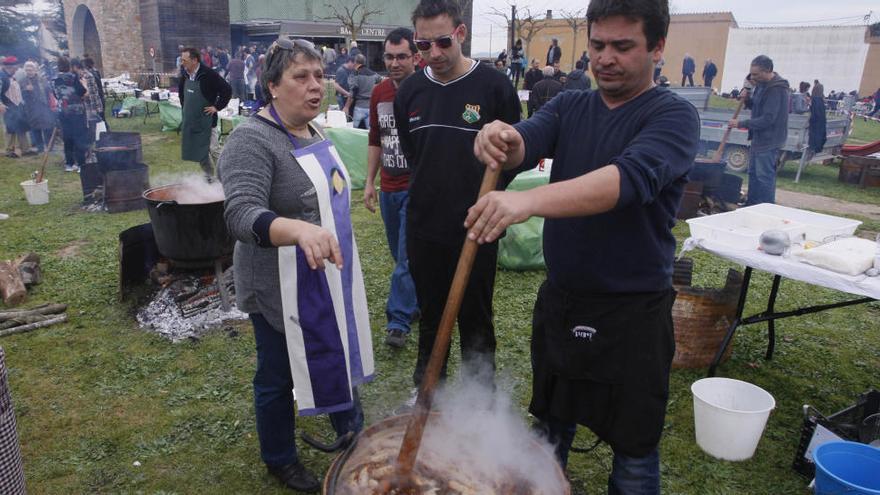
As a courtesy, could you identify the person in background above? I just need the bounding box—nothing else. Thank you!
[218,38,371,493]
[702,58,717,89]
[254,54,267,105]
[510,39,524,88]
[494,60,506,73]
[71,58,102,154]
[364,27,421,348]
[53,57,88,172]
[564,59,591,90]
[551,60,565,82]
[528,66,563,118]
[394,0,521,399]
[226,52,247,101]
[82,57,105,117]
[178,47,232,178]
[21,61,56,154]
[791,81,810,115]
[349,40,362,59]
[496,48,508,68]
[0,56,30,158]
[546,38,562,66]
[808,82,827,156]
[653,56,664,82]
[681,52,695,86]
[201,48,213,72]
[334,58,355,111]
[467,1,698,491]
[338,46,349,64]
[579,50,590,71]
[244,48,257,100]
[175,45,185,71]
[868,86,880,118]
[322,44,337,71]
[344,54,380,130]
[728,55,789,205]
[216,47,229,78]
[523,58,542,90]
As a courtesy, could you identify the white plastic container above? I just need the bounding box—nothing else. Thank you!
[691,377,776,461]
[743,203,861,242]
[686,209,807,250]
[20,179,49,205]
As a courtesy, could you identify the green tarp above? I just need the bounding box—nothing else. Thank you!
[159,101,182,132]
[324,127,368,190]
[498,165,550,271]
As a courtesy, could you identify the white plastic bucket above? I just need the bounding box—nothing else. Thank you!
[324,110,348,128]
[20,179,49,205]
[691,377,775,461]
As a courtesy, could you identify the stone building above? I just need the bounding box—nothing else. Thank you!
[63,0,230,77]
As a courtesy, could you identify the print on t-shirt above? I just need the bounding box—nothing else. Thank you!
[377,101,408,176]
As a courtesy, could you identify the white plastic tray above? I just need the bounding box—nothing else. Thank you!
[687,209,807,250]
[686,204,862,250]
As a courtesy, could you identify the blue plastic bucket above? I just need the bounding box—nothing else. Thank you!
[814,441,880,494]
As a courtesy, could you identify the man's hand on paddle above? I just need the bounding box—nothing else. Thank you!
[466,120,532,244]
[473,120,523,170]
[465,190,533,244]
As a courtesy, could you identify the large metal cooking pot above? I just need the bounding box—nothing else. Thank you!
[143,184,233,263]
[323,413,570,494]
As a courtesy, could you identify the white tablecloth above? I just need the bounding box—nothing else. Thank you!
[681,237,880,300]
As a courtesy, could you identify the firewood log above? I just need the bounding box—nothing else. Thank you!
[0,304,67,321]
[0,261,27,307]
[0,314,68,337]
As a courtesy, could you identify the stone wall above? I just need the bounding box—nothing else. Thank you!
[64,0,146,77]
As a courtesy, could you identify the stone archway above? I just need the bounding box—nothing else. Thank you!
[70,4,103,71]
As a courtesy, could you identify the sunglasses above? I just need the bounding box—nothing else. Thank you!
[267,38,315,67]
[383,53,412,62]
[414,29,458,52]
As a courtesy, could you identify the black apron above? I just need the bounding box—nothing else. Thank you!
[181,76,212,162]
[529,280,676,457]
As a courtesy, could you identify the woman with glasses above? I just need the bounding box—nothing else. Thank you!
[218,38,373,493]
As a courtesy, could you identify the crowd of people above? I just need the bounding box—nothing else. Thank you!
[1,54,106,174]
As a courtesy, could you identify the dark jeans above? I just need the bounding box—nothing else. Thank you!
[746,148,780,205]
[407,235,498,387]
[29,128,54,152]
[250,313,363,467]
[538,416,661,494]
[681,74,694,86]
[60,114,88,167]
[510,62,522,88]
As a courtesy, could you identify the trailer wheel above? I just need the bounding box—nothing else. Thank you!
[724,145,749,173]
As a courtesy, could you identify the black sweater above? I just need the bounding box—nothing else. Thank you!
[177,64,232,128]
[515,87,699,293]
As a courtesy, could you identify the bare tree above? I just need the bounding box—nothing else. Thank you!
[560,9,587,70]
[486,2,516,57]
[516,8,545,63]
[325,0,383,43]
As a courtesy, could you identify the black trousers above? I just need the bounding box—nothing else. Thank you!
[407,235,498,387]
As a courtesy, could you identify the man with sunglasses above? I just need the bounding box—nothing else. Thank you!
[364,28,421,349]
[394,0,520,394]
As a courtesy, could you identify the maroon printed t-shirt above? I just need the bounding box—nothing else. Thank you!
[368,78,409,192]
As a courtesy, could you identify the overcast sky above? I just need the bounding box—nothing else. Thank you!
[470,0,878,55]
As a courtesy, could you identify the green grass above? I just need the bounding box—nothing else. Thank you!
[1,106,879,494]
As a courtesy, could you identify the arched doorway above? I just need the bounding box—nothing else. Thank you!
[70,4,103,71]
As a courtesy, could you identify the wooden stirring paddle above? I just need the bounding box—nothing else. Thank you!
[379,164,502,492]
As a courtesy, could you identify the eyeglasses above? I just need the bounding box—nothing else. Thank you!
[414,29,458,51]
[383,53,412,62]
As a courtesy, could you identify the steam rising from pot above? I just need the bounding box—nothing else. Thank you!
[150,173,224,204]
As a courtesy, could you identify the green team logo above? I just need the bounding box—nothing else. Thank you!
[462,104,481,124]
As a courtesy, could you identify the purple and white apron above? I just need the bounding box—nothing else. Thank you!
[271,106,374,416]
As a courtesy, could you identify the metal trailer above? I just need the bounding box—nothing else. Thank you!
[669,87,852,182]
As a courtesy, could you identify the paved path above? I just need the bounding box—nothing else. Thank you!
[776,189,880,223]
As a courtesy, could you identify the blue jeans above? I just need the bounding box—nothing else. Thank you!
[746,148,779,205]
[379,191,418,333]
[250,313,364,467]
[29,128,54,152]
[351,106,369,130]
[540,416,660,495]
